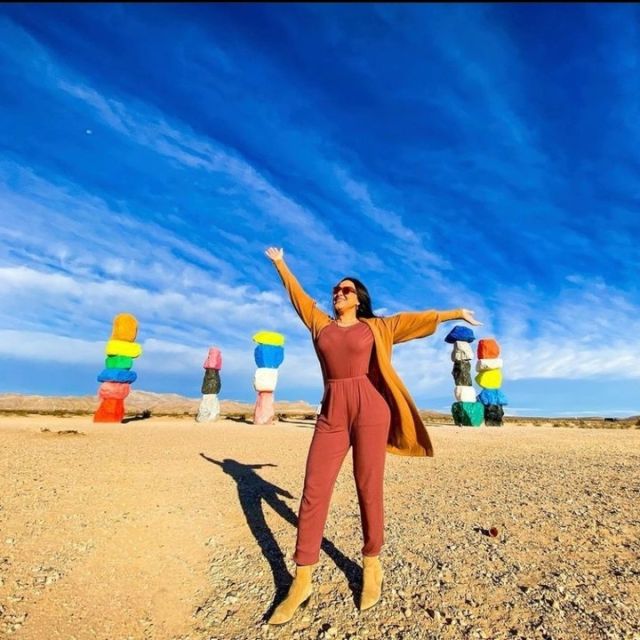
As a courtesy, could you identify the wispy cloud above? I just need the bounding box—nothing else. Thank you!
[0,16,379,278]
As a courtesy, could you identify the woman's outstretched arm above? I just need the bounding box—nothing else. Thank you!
[383,308,481,344]
[265,247,330,333]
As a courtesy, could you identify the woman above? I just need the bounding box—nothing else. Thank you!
[265,247,481,624]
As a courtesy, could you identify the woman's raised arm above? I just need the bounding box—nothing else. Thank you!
[383,308,481,344]
[265,247,330,334]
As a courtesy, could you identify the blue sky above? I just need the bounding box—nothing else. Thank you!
[0,4,638,417]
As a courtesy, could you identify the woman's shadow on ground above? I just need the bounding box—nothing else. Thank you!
[199,454,361,619]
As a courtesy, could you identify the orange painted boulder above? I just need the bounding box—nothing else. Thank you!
[93,398,125,423]
[477,338,500,359]
[110,313,138,342]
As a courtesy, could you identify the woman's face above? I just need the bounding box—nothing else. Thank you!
[332,279,359,314]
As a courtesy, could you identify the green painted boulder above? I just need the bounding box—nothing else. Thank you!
[451,401,484,427]
[105,355,134,370]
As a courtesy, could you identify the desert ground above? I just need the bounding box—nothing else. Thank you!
[0,406,638,640]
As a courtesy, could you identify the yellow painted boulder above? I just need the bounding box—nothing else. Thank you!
[252,330,285,346]
[105,339,143,358]
[475,369,502,389]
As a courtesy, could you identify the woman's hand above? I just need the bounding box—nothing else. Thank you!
[265,247,284,262]
[461,308,482,326]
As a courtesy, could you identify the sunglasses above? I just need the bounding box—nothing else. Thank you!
[332,285,357,297]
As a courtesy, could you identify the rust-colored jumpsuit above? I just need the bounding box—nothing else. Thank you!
[293,321,391,566]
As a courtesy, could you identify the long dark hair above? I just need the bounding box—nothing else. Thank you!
[333,276,378,319]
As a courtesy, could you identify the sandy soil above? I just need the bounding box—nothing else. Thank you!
[0,416,638,640]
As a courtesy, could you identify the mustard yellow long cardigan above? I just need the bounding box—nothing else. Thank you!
[273,259,462,457]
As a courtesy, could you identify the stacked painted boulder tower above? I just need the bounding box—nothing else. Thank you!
[197,347,222,423]
[252,330,285,425]
[475,338,507,426]
[94,313,142,423]
[445,325,484,427]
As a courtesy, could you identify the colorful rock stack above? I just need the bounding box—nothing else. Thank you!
[475,338,507,426]
[252,330,285,425]
[445,325,483,427]
[197,347,222,423]
[94,313,142,423]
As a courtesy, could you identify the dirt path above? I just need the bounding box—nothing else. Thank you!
[1,417,639,640]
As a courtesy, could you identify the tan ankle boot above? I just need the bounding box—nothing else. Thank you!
[360,555,383,611]
[268,564,314,625]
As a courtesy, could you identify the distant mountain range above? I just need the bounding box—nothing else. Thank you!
[0,391,315,416]
[0,392,636,423]
[0,391,452,419]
